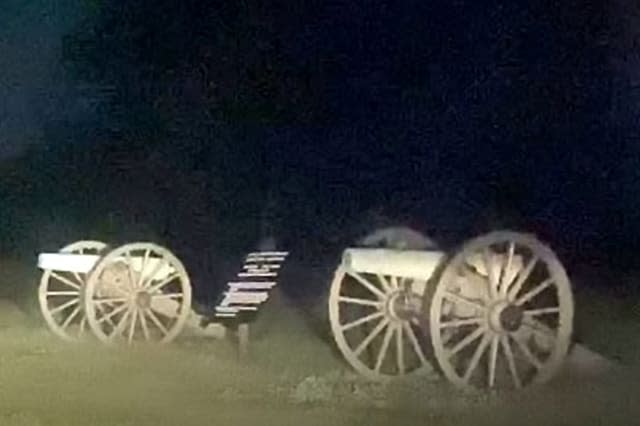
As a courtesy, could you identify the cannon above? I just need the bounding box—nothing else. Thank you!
[38,241,193,344]
[328,230,574,390]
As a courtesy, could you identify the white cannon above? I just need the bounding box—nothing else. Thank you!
[38,241,193,344]
[328,230,574,391]
[37,241,288,346]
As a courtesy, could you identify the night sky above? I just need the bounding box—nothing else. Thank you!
[0,0,638,295]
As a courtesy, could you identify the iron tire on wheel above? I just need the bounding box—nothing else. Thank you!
[427,231,574,391]
[84,242,192,345]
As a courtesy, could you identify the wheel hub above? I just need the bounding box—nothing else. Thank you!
[500,305,524,332]
[489,301,523,333]
[387,291,420,321]
[135,291,152,309]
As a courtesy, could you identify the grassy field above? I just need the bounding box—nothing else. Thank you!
[0,258,639,426]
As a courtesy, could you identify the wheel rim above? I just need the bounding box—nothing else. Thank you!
[38,241,108,341]
[84,243,192,345]
[328,266,433,380]
[428,231,574,390]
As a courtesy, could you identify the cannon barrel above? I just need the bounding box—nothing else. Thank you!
[341,248,445,280]
[37,252,174,279]
[38,253,100,273]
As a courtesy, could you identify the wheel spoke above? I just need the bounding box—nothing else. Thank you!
[511,333,543,369]
[112,308,132,338]
[499,242,516,296]
[151,292,184,301]
[127,309,138,343]
[396,324,405,374]
[482,248,499,299]
[439,317,485,329]
[443,291,486,312]
[140,309,150,340]
[46,291,79,297]
[390,276,400,290]
[446,326,486,358]
[507,255,539,301]
[50,298,79,314]
[522,318,557,343]
[137,249,151,288]
[147,273,180,295]
[61,306,80,329]
[403,322,428,365]
[516,278,554,306]
[95,304,117,328]
[345,268,386,300]
[524,307,560,316]
[96,303,128,324]
[71,272,84,287]
[50,272,81,290]
[463,332,491,383]
[341,311,385,332]
[354,318,388,356]
[145,308,170,336]
[397,276,406,289]
[376,275,393,293]
[488,334,499,388]
[93,297,129,305]
[374,322,395,373]
[337,296,381,308]
[501,335,522,388]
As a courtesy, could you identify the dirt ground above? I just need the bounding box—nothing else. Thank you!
[1,260,640,426]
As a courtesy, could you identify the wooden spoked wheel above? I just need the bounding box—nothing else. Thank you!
[38,240,108,341]
[428,231,574,390]
[84,243,192,344]
[328,265,432,380]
